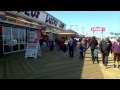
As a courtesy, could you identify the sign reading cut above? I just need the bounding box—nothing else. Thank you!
[17,11,40,19]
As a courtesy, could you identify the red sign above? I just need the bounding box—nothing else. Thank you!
[91,27,105,31]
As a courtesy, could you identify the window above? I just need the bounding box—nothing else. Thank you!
[2,26,32,54]
[3,26,11,44]
[2,26,12,53]
[19,28,26,50]
[0,26,3,54]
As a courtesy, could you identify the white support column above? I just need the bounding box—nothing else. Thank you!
[48,32,52,40]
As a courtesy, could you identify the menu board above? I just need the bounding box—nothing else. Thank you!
[25,41,41,59]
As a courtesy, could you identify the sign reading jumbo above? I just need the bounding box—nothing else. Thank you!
[5,11,66,29]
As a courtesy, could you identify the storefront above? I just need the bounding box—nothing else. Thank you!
[0,14,41,54]
[59,29,76,39]
[0,11,66,54]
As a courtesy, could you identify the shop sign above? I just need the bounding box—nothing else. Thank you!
[6,11,66,29]
[25,41,41,59]
[0,15,39,28]
[45,14,65,29]
[91,27,105,31]
[45,14,58,26]
[17,11,40,19]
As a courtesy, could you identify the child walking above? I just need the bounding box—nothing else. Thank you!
[93,46,99,64]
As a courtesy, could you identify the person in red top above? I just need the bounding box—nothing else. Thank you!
[60,38,64,51]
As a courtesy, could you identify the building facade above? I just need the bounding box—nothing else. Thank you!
[0,11,66,54]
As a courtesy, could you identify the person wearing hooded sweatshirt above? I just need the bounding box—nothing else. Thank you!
[111,38,120,69]
[99,36,112,69]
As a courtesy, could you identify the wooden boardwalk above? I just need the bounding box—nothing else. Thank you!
[0,46,120,79]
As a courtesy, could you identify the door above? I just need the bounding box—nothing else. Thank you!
[18,28,26,50]
[2,26,12,54]
[12,27,19,51]
[0,25,3,54]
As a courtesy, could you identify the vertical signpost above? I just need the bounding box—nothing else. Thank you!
[91,27,105,39]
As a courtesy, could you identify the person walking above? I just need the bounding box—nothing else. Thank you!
[99,36,112,69]
[87,36,98,64]
[68,37,74,58]
[49,40,54,51]
[81,37,88,57]
[73,38,77,51]
[111,38,120,69]
[55,38,58,46]
[60,38,64,51]
[77,41,85,60]
[63,43,68,57]
[93,46,99,63]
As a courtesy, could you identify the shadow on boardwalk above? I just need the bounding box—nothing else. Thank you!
[0,47,106,79]
[0,46,85,79]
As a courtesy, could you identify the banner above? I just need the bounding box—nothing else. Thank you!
[91,27,105,31]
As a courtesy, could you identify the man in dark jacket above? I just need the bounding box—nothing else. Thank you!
[99,36,112,69]
[68,37,74,58]
[73,38,77,51]
[87,36,98,64]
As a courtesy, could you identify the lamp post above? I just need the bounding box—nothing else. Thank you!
[82,27,85,35]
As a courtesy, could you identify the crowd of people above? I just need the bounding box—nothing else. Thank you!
[38,35,120,70]
[78,35,120,69]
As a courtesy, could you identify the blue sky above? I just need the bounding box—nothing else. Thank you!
[47,11,120,38]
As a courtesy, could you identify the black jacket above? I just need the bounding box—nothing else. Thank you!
[99,39,112,55]
[88,39,98,50]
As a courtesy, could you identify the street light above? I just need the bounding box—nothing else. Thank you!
[82,27,85,35]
